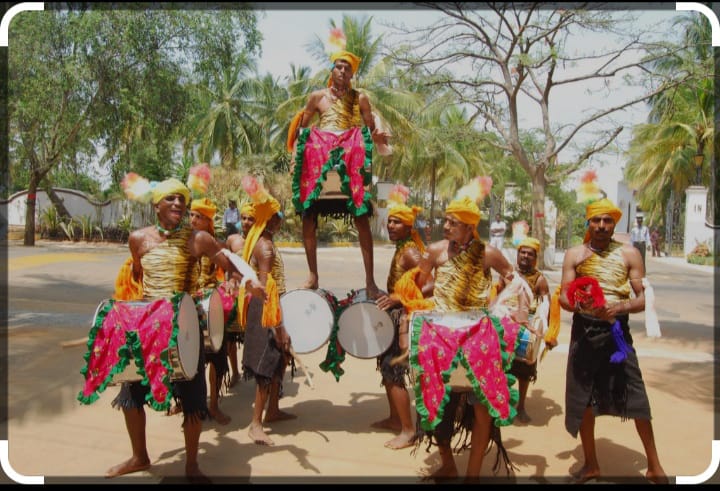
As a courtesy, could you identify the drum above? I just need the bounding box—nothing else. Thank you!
[513,325,542,365]
[337,289,394,359]
[409,310,491,391]
[318,170,348,200]
[279,289,337,354]
[92,293,201,385]
[195,288,225,353]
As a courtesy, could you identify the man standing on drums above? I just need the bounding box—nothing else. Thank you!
[225,201,256,388]
[239,178,295,446]
[373,187,431,450]
[106,177,265,482]
[287,47,390,299]
[558,198,667,484]
[406,188,518,481]
[496,237,550,423]
[189,197,231,426]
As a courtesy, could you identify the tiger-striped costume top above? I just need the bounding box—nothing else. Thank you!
[140,226,199,300]
[249,242,287,296]
[387,238,421,294]
[318,89,362,131]
[197,255,219,290]
[576,240,631,304]
[433,240,492,312]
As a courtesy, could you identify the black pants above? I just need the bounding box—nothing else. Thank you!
[632,241,646,267]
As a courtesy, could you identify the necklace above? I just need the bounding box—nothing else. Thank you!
[329,85,347,100]
[395,236,412,250]
[452,238,474,253]
[156,222,182,237]
[587,242,605,253]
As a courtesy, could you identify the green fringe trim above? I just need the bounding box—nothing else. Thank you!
[319,294,354,381]
[77,299,134,405]
[291,126,374,217]
[410,311,519,432]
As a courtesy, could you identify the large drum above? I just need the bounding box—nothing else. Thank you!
[195,288,225,353]
[337,289,394,359]
[409,310,490,391]
[91,293,201,385]
[513,324,541,365]
[279,289,337,354]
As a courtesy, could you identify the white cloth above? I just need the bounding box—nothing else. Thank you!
[630,224,650,243]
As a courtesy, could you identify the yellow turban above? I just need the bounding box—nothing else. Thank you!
[152,178,190,205]
[446,196,481,240]
[240,202,256,217]
[584,198,622,243]
[242,195,282,263]
[190,197,217,220]
[327,50,361,88]
[518,237,541,253]
[388,203,425,254]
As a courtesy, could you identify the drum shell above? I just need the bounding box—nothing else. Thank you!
[337,289,394,359]
[279,289,337,354]
[195,288,226,353]
[93,293,201,384]
[513,324,542,365]
[409,310,489,392]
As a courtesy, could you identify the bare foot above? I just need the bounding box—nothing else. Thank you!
[370,418,401,432]
[105,457,151,478]
[646,470,669,484]
[571,466,600,484]
[302,274,319,290]
[209,407,231,425]
[249,422,275,446]
[263,410,297,423]
[186,463,211,484]
[228,373,240,388]
[515,409,531,424]
[421,462,459,482]
[384,431,416,450]
[365,283,381,300]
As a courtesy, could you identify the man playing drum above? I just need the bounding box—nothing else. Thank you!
[372,186,432,450]
[238,178,295,446]
[287,47,390,299]
[189,197,231,425]
[224,201,256,387]
[105,177,265,482]
[398,184,519,482]
[496,237,550,423]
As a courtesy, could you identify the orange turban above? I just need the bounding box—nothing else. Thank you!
[190,197,217,220]
[518,237,541,253]
[388,203,425,254]
[327,50,361,88]
[584,198,622,243]
[240,202,255,217]
[446,197,481,240]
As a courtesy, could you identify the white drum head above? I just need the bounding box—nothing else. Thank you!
[280,289,334,354]
[338,303,394,359]
[202,289,225,352]
[176,293,200,379]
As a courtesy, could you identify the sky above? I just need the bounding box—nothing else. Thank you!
[252,5,684,205]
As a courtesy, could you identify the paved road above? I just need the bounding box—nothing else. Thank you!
[1,240,717,484]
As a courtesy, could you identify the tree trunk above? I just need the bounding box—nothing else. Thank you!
[46,186,72,221]
[531,172,547,270]
[23,176,40,246]
[429,160,437,241]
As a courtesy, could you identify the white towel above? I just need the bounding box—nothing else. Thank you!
[642,277,662,338]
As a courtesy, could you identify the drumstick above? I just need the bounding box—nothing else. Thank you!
[288,346,314,390]
[60,336,89,348]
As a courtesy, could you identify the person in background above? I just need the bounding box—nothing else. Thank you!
[650,227,661,258]
[223,199,239,238]
[630,215,650,268]
[489,213,507,251]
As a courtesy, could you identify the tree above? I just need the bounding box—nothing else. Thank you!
[390,4,685,267]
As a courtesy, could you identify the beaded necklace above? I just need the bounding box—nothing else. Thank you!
[156,221,183,237]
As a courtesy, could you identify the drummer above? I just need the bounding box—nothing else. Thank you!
[189,197,231,425]
[496,237,551,423]
[238,178,295,446]
[105,177,265,482]
[396,182,518,482]
[225,201,256,387]
[373,186,431,450]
